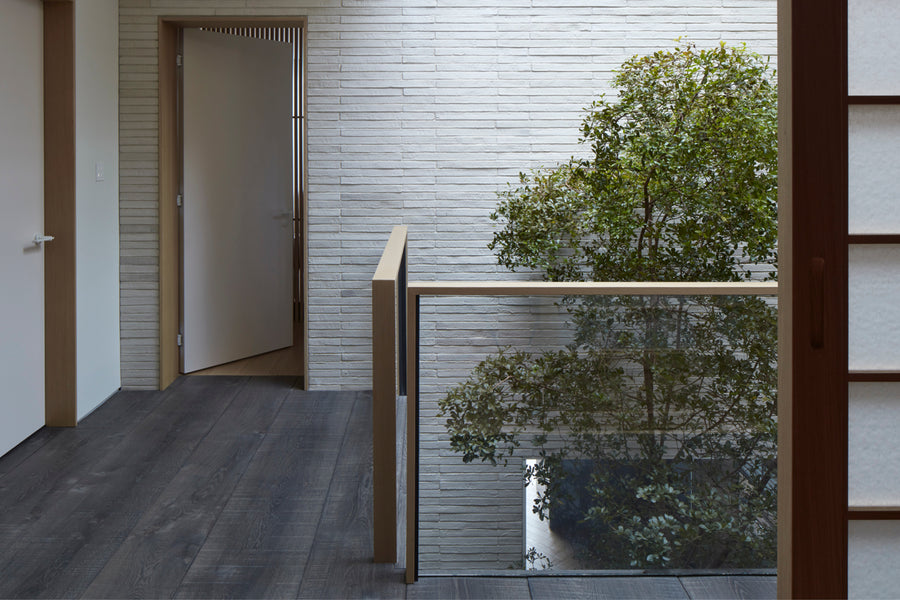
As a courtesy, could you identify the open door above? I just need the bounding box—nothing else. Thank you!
[181,29,293,373]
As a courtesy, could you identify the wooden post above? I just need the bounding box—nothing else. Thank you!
[372,226,408,563]
[44,0,77,426]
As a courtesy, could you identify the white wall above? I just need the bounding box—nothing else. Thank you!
[76,0,121,419]
[117,0,777,390]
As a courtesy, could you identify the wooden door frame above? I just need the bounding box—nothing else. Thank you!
[781,0,848,597]
[43,0,77,426]
[158,16,308,390]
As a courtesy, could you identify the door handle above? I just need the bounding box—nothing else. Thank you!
[33,234,55,245]
[810,257,824,349]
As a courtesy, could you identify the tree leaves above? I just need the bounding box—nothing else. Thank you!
[442,42,778,570]
[491,42,777,285]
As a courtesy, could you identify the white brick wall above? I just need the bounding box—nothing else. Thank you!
[118,0,776,391]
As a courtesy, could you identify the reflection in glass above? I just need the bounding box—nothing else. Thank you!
[426,295,777,572]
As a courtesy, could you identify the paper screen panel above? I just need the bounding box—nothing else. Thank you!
[848,246,900,370]
[849,106,900,234]
[849,0,900,95]
[849,383,900,505]
[849,521,900,599]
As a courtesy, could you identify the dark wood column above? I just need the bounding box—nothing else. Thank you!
[43,0,77,427]
[788,0,848,596]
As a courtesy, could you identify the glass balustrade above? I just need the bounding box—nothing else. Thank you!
[412,293,777,575]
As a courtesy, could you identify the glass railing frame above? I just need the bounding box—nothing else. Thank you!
[404,280,779,583]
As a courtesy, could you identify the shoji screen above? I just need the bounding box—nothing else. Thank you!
[847,1,900,597]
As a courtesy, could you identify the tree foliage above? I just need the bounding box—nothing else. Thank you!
[438,42,778,569]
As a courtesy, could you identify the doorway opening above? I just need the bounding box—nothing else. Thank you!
[158,17,308,389]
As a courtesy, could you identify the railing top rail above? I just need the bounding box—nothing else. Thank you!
[373,225,408,282]
[407,280,778,296]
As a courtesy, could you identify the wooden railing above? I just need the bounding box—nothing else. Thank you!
[402,279,779,583]
[371,225,408,563]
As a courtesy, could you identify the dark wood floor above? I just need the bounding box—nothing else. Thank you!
[0,376,775,599]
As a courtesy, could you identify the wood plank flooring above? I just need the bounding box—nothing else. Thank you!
[0,377,775,599]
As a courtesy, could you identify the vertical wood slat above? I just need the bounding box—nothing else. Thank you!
[43,0,77,426]
[372,226,408,564]
[776,0,793,595]
[159,20,180,391]
[789,0,848,597]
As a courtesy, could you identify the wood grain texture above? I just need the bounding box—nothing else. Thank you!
[789,0,848,597]
[82,435,264,598]
[409,281,777,297]
[297,393,407,599]
[847,507,900,520]
[372,226,406,563]
[847,234,900,245]
[175,388,353,599]
[85,378,293,598]
[43,0,77,426]
[847,96,900,105]
[161,16,307,27]
[0,391,165,539]
[0,377,773,599]
[74,377,274,598]
[409,577,529,600]
[372,226,408,282]
[680,576,776,599]
[159,19,180,390]
[529,576,690,600]
[775,4,792,595]
[0,377,234,598]
[848,371,900,382]
[0,427,55,479]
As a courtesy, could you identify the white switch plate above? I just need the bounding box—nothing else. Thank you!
[95,161,105,182]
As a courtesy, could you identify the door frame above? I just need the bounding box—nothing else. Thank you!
[43,0,77,426]
[781,0,849,597]
[158,16,308,389]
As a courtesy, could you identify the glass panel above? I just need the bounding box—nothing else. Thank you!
[849,106,900,234]
[849,246,900,370]
[849,383,900,505]
[848,0,900,95]
[849,521,900,599]
[417,294,778,574]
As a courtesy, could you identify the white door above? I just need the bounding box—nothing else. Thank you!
[0,0,45,456]
[182,30,293,373]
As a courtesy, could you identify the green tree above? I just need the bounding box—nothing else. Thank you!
[438,42,777,569]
